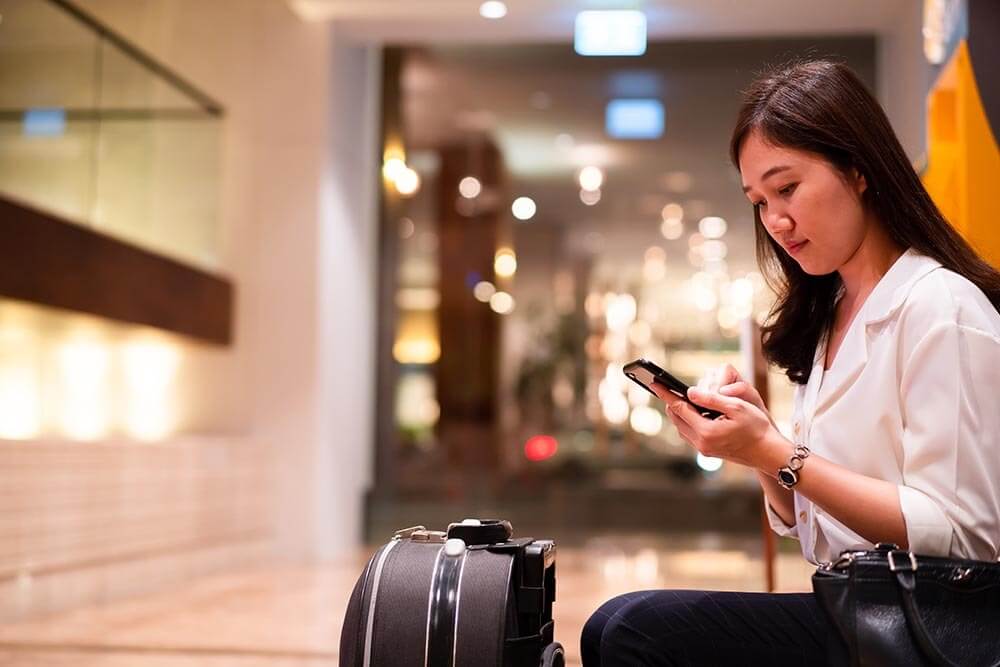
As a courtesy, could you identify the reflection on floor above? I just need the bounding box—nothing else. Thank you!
[0,535,815,667]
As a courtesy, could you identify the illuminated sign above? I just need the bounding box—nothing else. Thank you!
[606,99,664,139]
[23,108,66,136]
[574,10,647,57]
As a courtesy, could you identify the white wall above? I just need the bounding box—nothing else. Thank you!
[316,36,381,557]
[14,0,380,571]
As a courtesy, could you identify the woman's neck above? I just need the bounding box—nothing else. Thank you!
[837,223,906,307]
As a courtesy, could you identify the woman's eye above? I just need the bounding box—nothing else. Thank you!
[778,183,797,196]
[753,200,767,211]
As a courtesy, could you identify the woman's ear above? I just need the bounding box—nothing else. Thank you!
[852,167,868,196]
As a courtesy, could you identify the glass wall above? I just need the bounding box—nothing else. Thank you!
[0,0,224,443]
[0,0,222,270]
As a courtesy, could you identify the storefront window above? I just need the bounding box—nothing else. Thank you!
[373,38,876,536]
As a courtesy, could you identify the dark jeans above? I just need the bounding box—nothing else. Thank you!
[581,589,829,666]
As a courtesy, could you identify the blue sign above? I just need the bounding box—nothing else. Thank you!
[23,108,66,136]
[606,99,664,140]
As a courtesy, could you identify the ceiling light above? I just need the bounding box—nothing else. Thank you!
[479,1,507,19]
[575,10,647,56]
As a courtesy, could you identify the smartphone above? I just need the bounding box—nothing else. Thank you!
[622,358,724,420]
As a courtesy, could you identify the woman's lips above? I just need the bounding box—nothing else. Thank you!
[786,240,807,255]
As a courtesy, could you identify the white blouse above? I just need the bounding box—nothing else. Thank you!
[766,248,1000,564]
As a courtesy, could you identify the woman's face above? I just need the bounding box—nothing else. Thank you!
[738,129,869,276]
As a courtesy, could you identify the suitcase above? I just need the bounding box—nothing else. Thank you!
[339,519,563,667]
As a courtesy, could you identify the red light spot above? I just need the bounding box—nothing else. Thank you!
[524,435,558,461]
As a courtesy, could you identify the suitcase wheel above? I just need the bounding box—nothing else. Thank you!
[540,642,565,667]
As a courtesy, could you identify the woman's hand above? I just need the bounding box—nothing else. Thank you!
[652,364,787,470]
[696,363,769,419]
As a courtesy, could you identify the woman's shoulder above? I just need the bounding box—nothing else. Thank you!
[900,260,1000,337]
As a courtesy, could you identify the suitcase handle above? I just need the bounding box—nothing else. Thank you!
[446,518,513,545]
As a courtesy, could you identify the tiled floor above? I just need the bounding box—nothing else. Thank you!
[0,535,815,666]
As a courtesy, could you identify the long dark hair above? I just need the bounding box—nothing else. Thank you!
[730,59,1000,385]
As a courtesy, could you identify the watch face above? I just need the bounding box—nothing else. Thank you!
[778,468,798,487]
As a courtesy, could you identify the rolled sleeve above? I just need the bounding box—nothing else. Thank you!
[764,498,798,538]
[899,320,1000,559]
[897,485,952,556]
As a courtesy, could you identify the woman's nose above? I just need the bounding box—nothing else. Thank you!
[762,208,793,234]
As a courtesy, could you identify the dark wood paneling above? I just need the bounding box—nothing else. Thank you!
[969,0,1000,143]
[0,196,233,345]
[371,47,404,510]
[435,141,505,469]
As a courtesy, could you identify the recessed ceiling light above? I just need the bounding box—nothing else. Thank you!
[575,10,647,56]
[479,1,507,20]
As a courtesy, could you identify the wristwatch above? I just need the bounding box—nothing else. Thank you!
[777,445,811,489]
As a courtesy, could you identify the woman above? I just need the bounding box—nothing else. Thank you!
[582,59,1000,665]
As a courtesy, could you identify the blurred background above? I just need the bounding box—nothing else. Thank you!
[0,0,997,665]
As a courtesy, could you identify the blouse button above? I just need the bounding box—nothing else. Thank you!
[793,421,801,436]
[799,511,807,521]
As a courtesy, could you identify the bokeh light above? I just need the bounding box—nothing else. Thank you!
[459,176,482,198]
[525,434,559,461]
[494,248,517,278]
[511,196,537,221]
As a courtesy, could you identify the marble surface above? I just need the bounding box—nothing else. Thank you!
[0,535,815,666]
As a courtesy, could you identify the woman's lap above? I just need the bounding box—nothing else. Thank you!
[581,589,828,666]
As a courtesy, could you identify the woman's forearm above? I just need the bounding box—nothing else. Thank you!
[756,470,796,527]
[757,431,909,548]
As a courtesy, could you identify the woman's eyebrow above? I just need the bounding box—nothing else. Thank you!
[742,165,792,192]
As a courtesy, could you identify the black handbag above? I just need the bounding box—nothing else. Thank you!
[812,543,1000,666]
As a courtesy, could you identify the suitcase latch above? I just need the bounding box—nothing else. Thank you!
[410,530,447,543]
[392,525,426,540]
[393,526,447,543]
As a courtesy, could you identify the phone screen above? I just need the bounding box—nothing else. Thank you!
[622,359,723,420]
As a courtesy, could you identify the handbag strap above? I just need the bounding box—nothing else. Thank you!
[890,551,1000,667]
